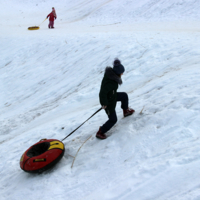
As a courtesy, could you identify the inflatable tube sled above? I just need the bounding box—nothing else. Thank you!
[28,26,40,30]
[20,139,65,173]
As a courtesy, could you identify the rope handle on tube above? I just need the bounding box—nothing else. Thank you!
[39,18,47,27]
[61,107,102,141]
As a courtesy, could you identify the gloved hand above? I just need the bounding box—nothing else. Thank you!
[102,105,107,109]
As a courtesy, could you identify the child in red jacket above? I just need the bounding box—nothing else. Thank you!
[47,7,57,29]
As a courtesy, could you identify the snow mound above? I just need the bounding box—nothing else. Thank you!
[1,0,200,200]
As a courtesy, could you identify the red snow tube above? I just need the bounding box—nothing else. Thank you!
[20,139,65,173]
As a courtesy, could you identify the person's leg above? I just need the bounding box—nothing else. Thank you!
[117,92,135,117]
[117,92,128,109]
[52,21,54,28]
[96,111,117,139]
[101,111,117,133]
[49,21,53,28]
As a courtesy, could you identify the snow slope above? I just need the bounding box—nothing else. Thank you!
[1,0,200,200]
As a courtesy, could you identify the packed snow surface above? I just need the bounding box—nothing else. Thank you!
[1,0,200,200]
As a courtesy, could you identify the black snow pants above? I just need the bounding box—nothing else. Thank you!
[101,92,128,133]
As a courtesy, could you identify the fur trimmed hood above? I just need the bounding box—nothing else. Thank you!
[105,67,122,85]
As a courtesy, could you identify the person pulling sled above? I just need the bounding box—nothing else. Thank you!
[96,59,135,139]
[47,7,57,29]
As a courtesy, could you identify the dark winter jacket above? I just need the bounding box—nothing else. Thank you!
[47,12,56,21]
[99,67,122,115]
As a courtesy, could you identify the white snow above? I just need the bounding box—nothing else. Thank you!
[1,0,200,199]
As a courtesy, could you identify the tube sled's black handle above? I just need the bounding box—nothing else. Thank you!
[61,107,102,141]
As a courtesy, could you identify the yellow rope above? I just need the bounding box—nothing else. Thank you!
[39,18,47,27]
[71,135,92,168]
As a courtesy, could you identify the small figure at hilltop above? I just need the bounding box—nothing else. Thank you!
[47,7,57,29]
[96,59,135,139]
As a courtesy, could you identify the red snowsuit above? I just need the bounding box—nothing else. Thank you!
[47,12,56,28]
[47,12,56,21]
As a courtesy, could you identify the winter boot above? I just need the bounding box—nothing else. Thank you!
[96,127,107,139]
[123,108,135,117]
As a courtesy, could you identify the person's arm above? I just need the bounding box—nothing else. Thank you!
[99,82,112,108]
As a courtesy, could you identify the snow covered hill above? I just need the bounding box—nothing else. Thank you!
[1,0,200,200]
